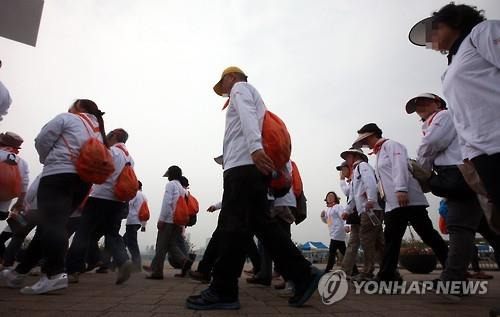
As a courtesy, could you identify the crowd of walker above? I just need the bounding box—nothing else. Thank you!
[0,2,499,311]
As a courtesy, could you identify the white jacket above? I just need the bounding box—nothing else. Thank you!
[340,180,350,197]
[35,112,104,177]
[0,80,11,121]
[0,149,29,211]
[417,110,462,170]
[321,204,347,241]
[223,82,266,171]
[127,190,147,226]
[375,139,428,212]
[90,143,134,202]
[442,20,500,160]
[158,179,186,223]
[345,161,381,215]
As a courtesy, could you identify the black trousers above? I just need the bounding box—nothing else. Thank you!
[325,239,346,272]
[256,219,291,280]
[378,205,449,281]
[0,231,14,259]
[66,197,129,274]
[210,165,310,298]
[123,224,142,267]
[15,173,90,277]
[472,153,500,208]
[197,230,261,277]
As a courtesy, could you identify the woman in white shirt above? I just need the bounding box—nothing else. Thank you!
[320,192,347,273]
[409,3,500,225]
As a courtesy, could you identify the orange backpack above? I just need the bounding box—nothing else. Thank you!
[262,111,291,169]
[0,153,22,201]
[291,161,303,198]
[138,200,150,222]
[63,113,115,184]
[173,192,199,226]
[113,145,139,201]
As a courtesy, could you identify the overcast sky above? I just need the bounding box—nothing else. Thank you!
[1,0,499,249]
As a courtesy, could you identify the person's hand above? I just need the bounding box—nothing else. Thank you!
[10,201,24,213]
[365,200,375,211]
[207,205,217,212]
[396,191,409,207]
[345,226,351,233]
[320,210,326,218]
[157,221,166,231]
[341,212,349,220]
[141,226,146,232]
[251,149,275,175]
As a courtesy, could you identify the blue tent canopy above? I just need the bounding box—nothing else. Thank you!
[301,241,329,251]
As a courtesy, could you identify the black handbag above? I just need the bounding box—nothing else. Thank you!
[428,165,475,199]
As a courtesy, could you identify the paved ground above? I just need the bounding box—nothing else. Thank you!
[0,265,499,316]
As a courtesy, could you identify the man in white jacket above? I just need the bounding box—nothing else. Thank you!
[352,123,449,282]
[406,93,483,284]
[340,148,383,280]
[186,67,320,310]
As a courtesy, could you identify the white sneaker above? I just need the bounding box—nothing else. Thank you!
[0,269,26,289]
[20,273,68,295]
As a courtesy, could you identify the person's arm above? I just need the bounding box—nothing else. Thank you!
[340,180,350,196]
[158,182,176,224]
[0,80,11,121]
[470,21,500,69]
[359,163,378,204]
[389,141,410,206]
[232,85,264,156]
[35,114,66,164]
[11,158,29,212]
[320,210,328,223]
[417,112,457,170]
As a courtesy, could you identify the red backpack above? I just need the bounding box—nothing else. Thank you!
[262,111,291,169]
[113,145,139,201]
[63,113,115,184]
[173,192,199,226]
[138,200,150,222]
[291,161,303,198]
[0,153,22,201]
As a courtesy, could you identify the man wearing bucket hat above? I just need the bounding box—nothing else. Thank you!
[0,132,29,218]
[339,148,384,281]
[406,93,485,288]
[352,123,449,283]
[409,4,500,227]
[186,67,320,310]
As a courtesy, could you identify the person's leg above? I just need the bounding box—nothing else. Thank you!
[440,198,483,281]
[196,230,219,277]
[471,153,500,208]
[3,223,35,267]
[14,227,43,274]
[476,216,500,267]
[0,231,14,259]
[66,198,103,274]
[377,208,408,281]
[251,238,272,282]
[341,224,360,276]
[150,224,175,277]
[407,206,449,267]
[124,224,142,268]
[245,236,261,274]
[102,201,130,268]
[470,245,480,272]
[358,211,382,278]
[325,239,337,273]
[66,217,82,240]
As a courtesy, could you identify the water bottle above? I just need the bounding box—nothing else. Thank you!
[366,210,381,226]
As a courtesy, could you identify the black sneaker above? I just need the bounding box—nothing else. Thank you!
[288,266,323,307]
[186,288,240,310]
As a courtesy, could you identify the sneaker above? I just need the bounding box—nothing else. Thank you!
[277,285,295,298]
[116,260,133,285]
[180,259,194,277]
[288,266,323,307]
[142,264,152,273]
[146,274,163,280]
[186,288,240,310]
[68,273,79,284]
[20,273,68,295]
[95,267,109,274]
[246,276,271,286]
[0,269,26,289]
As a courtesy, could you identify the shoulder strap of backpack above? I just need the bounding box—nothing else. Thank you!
[76,113,100,137]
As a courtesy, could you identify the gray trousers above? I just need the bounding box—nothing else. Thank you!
[150,223,186,277]
[342,224,360,275]
[440,197,483,281]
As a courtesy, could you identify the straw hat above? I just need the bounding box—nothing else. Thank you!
[340,148,368,162]
[213,66,247,96]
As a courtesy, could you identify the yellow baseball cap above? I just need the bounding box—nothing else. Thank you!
[213,66,246,96]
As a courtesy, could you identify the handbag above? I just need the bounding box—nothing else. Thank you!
[408,159,432,193]
[428,165,475,199]
[291,191,307,225]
